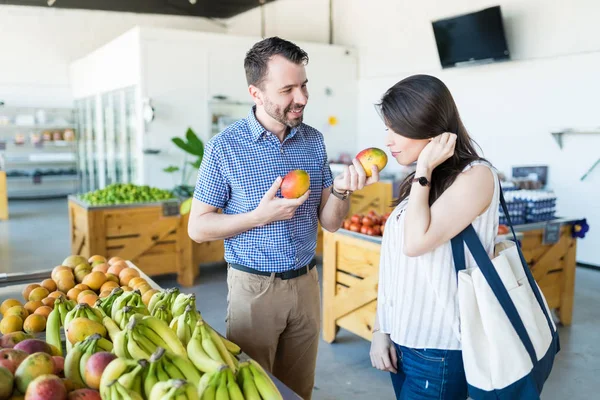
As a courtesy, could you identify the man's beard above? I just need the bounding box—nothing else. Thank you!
[264,98,304,128]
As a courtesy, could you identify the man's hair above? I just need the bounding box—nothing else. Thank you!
[244,36,309,89]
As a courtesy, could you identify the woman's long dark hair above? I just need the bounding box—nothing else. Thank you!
[377,74,487,206]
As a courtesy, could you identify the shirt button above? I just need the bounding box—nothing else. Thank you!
[280,148,284,154]
[295,257,299,262]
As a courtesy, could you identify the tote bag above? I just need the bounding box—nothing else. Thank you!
[451,188,560,399]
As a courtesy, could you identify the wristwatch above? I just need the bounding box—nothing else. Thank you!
[331,186,352,200]
[412,176,431,187]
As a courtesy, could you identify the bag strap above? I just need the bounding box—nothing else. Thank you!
[499,189,556,337]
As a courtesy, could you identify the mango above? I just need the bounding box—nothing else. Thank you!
[87,255,107,264]
[15,352,55,394]
[84,352,116,389]
[0,366,14,399]
[68,389,101,400]
[14,339,52,356]
[24,374,67,400]
[66,318,106,345]
[0,332,33,348]
[52,356,64,376]
[356,147,388,177]
[0,349,28,372]
[281,170,310,199]
[62,256,88,269]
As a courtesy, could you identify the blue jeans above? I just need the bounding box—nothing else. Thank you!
[390,343,468,399]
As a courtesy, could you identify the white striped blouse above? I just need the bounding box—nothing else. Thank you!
[377,161,500,350]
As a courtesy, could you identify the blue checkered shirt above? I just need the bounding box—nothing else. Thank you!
[193,107,334,272]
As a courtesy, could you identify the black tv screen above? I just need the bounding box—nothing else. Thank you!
[432,6,510,68]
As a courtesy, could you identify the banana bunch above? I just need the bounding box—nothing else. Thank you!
[46,295,71,355]
[65,333,113,389]
[143,347,202,398]
[114,314,188,360]
[197,367,245,400]
[170,304,199,347]
[114,305,144,330]
[148,287,180,312]
[96,286,124,315]
[111,289,148,320]
[64,303,103,352]
[149,379,199,400]
[103,380,145,400]
[172,292,197,319]
[236,360,283,400]
[187,320,239,374]
[151,304,173,324]
[100,358,148,399]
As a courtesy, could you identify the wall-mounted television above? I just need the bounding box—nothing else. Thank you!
[432,6,510,68]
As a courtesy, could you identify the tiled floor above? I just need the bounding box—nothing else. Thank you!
[2,198,599,399]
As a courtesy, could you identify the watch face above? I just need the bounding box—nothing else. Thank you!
[418,177,428,186]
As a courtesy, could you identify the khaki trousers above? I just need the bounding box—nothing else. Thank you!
[226,265,321,400]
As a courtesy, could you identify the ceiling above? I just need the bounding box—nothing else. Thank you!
[0,0,277,19]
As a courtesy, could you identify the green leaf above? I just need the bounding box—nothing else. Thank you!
[171,137,198,156]
[163,165,180,173]
[185,128,205,157]
[189,159,202,170]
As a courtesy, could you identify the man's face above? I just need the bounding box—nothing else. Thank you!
[255,55,309,128]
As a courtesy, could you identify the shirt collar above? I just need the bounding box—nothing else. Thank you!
[246,106,302,142]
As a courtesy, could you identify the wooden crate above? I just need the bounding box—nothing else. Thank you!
[322,223,578,343]
[519,225,577,325]
[68,196,224,287]
[347,181,394,218]
[0,171,7,220]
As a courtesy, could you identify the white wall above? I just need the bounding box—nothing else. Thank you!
[0,5,225,108]
[229,0,600,265]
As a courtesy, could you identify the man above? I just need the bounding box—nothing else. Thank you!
[188,36,379,399]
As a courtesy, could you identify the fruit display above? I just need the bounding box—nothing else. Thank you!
[0,254,283,399]
[281,170,310,199]
[355,147,388,177]
[342,210,390,236]
[78,183,175,206]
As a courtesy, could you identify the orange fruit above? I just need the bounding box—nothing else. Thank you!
[99,290,112,299]
[41,297,56,308]
[34,306,53,318]
[121,286,132,292]
[1,299,22,315]
[0,315,23,334]
[88,255,107,264]
[5,306,28,320]
[22,284,40,302]
[28,287,50,302]
[55,269,74,282]
[135,283,152,295]
[118,268,139,285]
[107,263,127,276]
[82,271,107,292]
[41,279,57,293]
[74,284,89,291]
[56,277,75,293]
[108,257,124,266]
[77,290,96,302]
[78,293,98,307]
[105,273,119,284]
[100,281,119,293]
[48,291,64,299]
[67,288,82,302]
[51,266,71,281]
[92,263,109,274]
[23,314,46,334]
[23,300,44,315]
[127,277,146,289]
[142,289,159,306]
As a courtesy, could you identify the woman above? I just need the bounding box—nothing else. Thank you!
[369,74,499,399]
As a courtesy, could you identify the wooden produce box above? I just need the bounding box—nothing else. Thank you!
[347,181,394,218]
[0,171,7,220]
[68,196,224,287]
[322,220,578,343]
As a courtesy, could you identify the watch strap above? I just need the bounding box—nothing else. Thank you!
[331,186,351,200]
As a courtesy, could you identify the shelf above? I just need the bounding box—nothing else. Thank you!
[7,175,78,183]
[550,129,600,149]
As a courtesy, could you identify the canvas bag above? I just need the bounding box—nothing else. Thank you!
[450,188,560,399]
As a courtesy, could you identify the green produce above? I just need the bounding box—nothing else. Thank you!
[79,183,175,206]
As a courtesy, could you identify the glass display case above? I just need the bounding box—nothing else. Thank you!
[75,86,138,193]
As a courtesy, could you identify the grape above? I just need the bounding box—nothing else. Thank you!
[79,183,175,206]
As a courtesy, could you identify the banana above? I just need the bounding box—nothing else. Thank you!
[200,323,225,365]
[141,315,187,357]
[199,370,221,400]
[118,362,145,395]
[216,371,230,400]
[99,358,139,395]
[187,322,227,373]
[79,334,102,382]
[112,380,145,400]
[96,306,121,342]
[139,322,171,350]
[143,358,159,399]
[249,359,283,400]
[57,296,70,326]
[45,304,62,356]
[225,369,244,400]
[148,290,168,314]
[115,305,139,329]
[163,358,186,380]
[112,330,130,359]
[111,290,138,320]
[148,380,172,400]
[165,351,202,387]
[205,323,236,373]
[156,357,171,383]
[131,327,157,356]
[84,305,104,323]
[97,287,124,315]
[127,329,152,360]
[238,363,261,400]
[150,379,197,400]
[153,304,173,324]
[172,293,196,319]
[65,338,92,388]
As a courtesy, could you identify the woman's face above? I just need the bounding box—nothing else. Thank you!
[385,127,430,166]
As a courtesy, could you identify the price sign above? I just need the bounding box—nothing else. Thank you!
[0,141,6,150]
[543,222,561,245]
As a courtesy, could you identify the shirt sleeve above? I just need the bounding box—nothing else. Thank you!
[322,157,334,189]
[193,138,230,209]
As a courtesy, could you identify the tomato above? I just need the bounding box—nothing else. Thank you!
[351,214,362,223]
[349,223,361,232]
[360,225,369,234]
[361,216,374,227]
